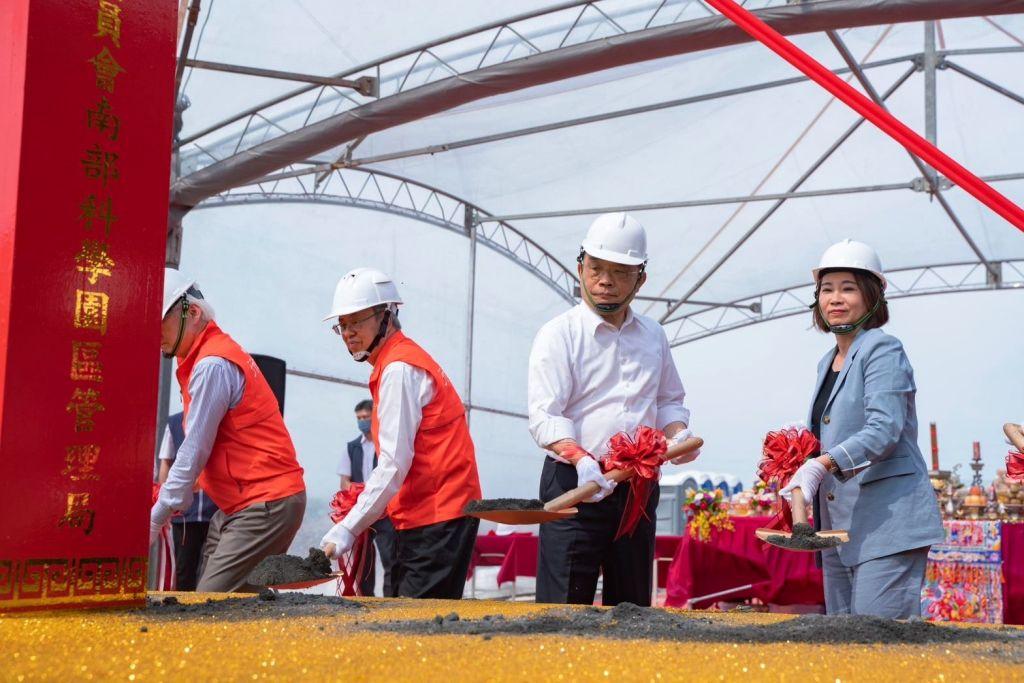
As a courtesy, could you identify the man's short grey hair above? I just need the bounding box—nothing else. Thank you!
[185,285,215,322]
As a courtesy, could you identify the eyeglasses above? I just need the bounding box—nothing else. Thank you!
[331,310,381,336]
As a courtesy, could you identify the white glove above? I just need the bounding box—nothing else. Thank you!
[668,428,701,464]
[320,523,356,559]
[576,456,616,503]
[149,521,164,548]
[780,459,828,506]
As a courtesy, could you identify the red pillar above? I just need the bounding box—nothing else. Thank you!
[0,0,175,611]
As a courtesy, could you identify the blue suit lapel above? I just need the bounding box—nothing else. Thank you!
[807,350,834,426]
[824,329,874,411]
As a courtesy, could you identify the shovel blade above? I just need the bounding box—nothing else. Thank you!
[264,572,344,590]
[465,508,579,525]
[754,527,850,552]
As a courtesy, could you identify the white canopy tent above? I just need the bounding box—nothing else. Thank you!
[166,1,1024,549]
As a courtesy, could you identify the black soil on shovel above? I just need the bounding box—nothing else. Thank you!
[464,498,544,513]
[247,547,333,587]
[765,523,842,550]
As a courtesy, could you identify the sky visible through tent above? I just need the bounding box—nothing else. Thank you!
[171,1,1024,548]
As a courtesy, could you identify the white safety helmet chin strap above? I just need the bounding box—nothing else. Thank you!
[577,248,646,316]
[350,303,397,362]
[163,296,191,359]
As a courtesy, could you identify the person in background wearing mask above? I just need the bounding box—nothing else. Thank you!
[338,399,399,596]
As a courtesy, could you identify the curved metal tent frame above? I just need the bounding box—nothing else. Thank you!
[170,0,1024,364]
[193,167,578,303]
[661,259,1024,346]
[172,0,1024,206]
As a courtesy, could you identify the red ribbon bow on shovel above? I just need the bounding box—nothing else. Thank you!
[757,426,820,533]
[328,484,373,596]
[602,426,668,540]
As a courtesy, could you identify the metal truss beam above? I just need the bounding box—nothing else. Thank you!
[657,63,917,324]
[825,29,997,281]
[183,59,378,95]
[664,260,1024,347]
[191,167,579,303]
[172,0,1024,208]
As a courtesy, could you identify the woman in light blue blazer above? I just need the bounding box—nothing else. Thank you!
[782,240,944,618]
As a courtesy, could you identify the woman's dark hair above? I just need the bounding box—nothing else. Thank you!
[812,268,889,333]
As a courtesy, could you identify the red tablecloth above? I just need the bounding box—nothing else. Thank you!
[469,533,538,586]
[664,516,824,608]
[1003,522,1024,624]
[655,535,682,588]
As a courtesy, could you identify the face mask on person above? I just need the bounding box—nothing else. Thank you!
[357,418,371,435]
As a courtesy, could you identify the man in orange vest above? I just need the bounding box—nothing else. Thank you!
[320,268,482,599]
[149,269,306,592]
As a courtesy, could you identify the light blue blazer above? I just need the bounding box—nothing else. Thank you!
[807,327,944,566]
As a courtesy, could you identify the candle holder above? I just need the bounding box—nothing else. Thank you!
[959,458,988,520]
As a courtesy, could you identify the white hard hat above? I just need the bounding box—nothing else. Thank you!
[162,268,215,319]
[580,212,648,266]
[163,268,193,317]
[812,239,887,290]
[323,268,403,321]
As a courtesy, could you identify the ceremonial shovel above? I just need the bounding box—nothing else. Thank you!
[264,572,345,591]
[464,437,704,525]
[754,485,849,551]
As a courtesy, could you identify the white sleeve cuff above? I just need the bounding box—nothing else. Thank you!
[150,501,173,527]
[531,416,576,449]
[656,405,690,431]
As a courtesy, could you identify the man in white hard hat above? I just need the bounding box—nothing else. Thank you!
[319,268,482,599]
[150,268,306,592]
[528,212,699,605]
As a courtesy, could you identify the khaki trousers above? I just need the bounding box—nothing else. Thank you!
[196,491,306,593]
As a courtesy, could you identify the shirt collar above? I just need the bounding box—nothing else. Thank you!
[577,301,636,336]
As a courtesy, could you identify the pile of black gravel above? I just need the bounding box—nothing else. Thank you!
[368,602,1024,650]
[141,592,362,622]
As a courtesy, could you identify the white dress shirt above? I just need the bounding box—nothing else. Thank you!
[337,361,434,536]
[337,434,375,483]
[151,357,244,526]
[528,303,689,458]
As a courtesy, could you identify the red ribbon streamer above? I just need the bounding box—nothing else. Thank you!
[602,426,667,539]
[1007,450,1024,482]
[705,0,1024,233]
[328,484,373,596]
[329,483,365,523]
[757,427,820,533]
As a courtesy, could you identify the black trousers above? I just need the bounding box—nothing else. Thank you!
[392,516,479,599]
[372,516,400,597]
[171,521,211,591]
[536,458,659,606]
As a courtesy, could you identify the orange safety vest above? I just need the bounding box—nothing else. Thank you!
[176,321,305,516]
[368,332,481,530]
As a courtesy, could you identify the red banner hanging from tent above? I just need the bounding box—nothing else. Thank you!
[705,0,1024,233]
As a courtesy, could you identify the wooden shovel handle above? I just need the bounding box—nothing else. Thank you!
[790,486,809,525]
[543,437,703,512]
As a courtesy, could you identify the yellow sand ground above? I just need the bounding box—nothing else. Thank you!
[0,593,1020,681]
